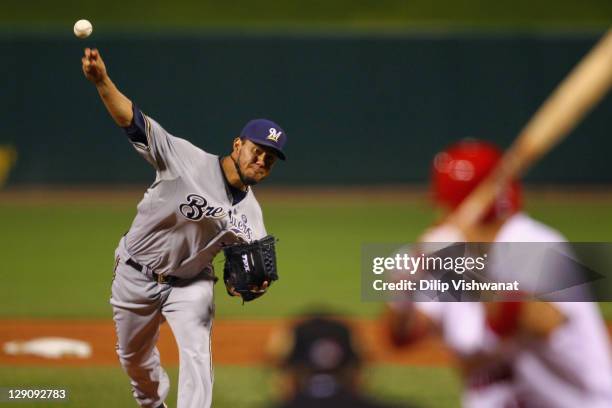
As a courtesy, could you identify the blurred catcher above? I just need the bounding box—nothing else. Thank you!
[272,314,414,408]
[81,47,286,408]
[386,140,612,407]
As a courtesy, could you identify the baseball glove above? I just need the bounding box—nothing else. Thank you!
[223,235,279,302]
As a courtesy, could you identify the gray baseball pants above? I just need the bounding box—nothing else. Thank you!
[111,255,215,408]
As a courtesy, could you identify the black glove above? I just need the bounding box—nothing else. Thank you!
[223,235,278,302]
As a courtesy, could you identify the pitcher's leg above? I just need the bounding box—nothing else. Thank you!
[163,278,215,408]
[111,261,171,408]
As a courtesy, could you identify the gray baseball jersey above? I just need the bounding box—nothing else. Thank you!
[111,110,269,408]
[121,113,267,279]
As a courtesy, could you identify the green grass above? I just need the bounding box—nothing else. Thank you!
[1,0,611,31]
[0,200,433,319]
[1,196,612,319]
[0,365,460,408]
[526,200,612,242]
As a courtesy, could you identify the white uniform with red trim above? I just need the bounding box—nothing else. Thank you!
[417,213,612,408]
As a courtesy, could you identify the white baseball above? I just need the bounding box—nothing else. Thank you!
[73,19,93,39]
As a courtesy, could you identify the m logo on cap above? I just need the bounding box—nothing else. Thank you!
[266,128,282,143]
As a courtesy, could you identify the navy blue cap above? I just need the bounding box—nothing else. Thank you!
[240,119,287,160]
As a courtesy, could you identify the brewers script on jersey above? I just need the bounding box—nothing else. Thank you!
[81,47,287,408]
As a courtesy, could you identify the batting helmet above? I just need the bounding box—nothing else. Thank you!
[431,140,521,221]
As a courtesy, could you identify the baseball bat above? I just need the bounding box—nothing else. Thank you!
[448,29,612,232]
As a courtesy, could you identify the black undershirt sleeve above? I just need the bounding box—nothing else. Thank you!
[122,103,147,146]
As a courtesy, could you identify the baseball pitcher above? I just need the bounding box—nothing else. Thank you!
[81,47,286,408]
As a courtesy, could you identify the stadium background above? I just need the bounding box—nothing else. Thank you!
[1,1,611,407]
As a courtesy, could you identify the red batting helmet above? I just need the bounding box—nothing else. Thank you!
[431,140,521,221]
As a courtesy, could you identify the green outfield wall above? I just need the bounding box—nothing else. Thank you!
[2,32,611,185]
